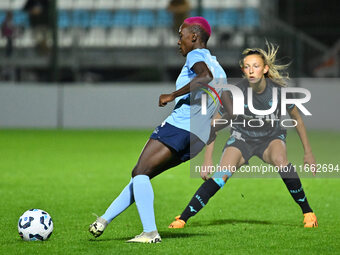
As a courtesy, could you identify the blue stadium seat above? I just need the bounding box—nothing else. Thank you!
[243,8,260,27]
[72,10,91,28]
[90,10,112,28]
[134,10,155,27]
[189,10,198,17]
[112,10,132,28]
[203,9,218,27]
[0,11,6,25]
[13,11,29,27]
[157,10,172,27]
[219,9,240,27]
[58,10,71,29]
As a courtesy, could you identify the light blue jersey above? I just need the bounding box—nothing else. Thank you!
[165,48,227,143]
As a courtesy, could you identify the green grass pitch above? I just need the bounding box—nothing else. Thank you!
[0,129,339,254]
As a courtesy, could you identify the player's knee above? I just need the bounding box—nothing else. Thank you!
[131,164,150,178]
[271,155,288,167]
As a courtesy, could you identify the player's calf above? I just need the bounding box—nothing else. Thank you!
[169,178,223,227]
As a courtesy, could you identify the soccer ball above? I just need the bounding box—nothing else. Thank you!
[18,209,53,241]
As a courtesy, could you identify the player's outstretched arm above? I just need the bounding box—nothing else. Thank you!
[210,91,234,134]
[201,111,222,179]
[201,108,235,180]
[159,61,212,107]
[289,106,316,175]
[201,140,215,180]
[220,90,235,120]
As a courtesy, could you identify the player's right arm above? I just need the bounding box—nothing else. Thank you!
[159,61,212,107]
[200,99,234,180]
[200,140,215,180]
[201,112,222,180]
[208,91,234,142]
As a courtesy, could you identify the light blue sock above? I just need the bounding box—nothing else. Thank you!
[133,175,157,233]
[101,178,134,223]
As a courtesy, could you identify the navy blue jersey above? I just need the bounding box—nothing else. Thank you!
[225,79,294,141]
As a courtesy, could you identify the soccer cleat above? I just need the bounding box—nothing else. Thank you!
[126,231,161,243]
[168,215,186,229]
[89,216,108,237]
[303,212,318,228]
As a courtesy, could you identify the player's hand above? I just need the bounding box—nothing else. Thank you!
[207,130,217,145]
[200,160,213,181]
[304,151,316,176]
[159,94,175,107]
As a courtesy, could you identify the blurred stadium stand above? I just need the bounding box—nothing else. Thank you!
[0,0,332,82]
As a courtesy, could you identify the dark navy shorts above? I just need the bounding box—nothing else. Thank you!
[223,130,287,164]
[150,122,205,162]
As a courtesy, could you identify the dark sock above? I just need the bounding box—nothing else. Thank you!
[180,178,221,222]
[279,163,313,214]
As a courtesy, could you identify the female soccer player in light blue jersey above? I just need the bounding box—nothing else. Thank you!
[89,17,230,243]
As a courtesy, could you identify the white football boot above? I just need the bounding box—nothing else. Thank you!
[89,216,108,238]
[127,231,162,243]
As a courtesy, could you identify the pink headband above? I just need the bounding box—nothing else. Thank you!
[183,16,211,37]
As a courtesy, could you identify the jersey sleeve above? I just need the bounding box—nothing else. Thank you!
[186,50,206,70]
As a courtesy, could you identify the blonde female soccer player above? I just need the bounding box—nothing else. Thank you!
[169,43,318,229]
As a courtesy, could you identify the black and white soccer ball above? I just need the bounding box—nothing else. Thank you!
[18,209,53,241]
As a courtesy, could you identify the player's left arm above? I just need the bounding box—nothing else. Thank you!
[288,106,316,175]
[159,61,212,106]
